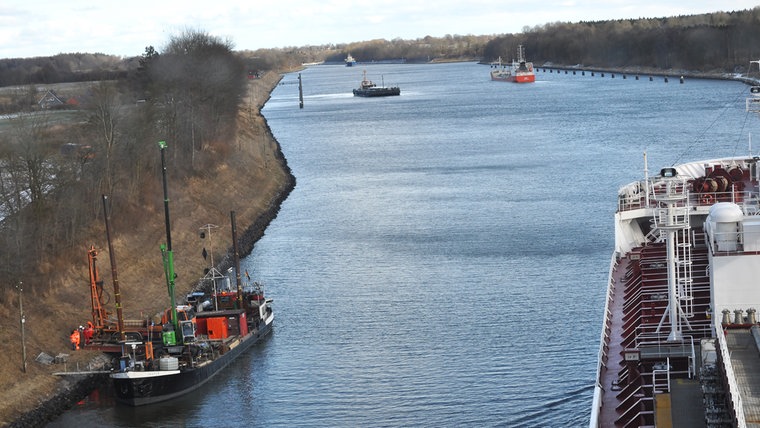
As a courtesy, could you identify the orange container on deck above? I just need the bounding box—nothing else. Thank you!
[206,317,228,339]
[195,317,208,335]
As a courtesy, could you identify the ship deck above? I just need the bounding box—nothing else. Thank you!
[670,378,705,427]
[726,328,760,427]
[595,157,760,427]
[597,255,630,427]
[598,241,713,427]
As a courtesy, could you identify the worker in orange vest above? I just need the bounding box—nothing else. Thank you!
[70,329,81,350]
[83,322,94,345]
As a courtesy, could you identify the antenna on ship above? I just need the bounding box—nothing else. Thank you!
[747,60,760,157]
[643,152,650,208]
[231,210,244,308]
[199,223,227,311]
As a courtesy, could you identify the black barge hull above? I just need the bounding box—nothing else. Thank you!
[112,322,272,406]
[353,87,400,97]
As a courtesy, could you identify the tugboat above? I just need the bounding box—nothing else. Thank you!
[105,141,274,406]
[352,70,400,97]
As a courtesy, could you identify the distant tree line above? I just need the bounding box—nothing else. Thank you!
[2,7,759,95]
[0,53,133,87]
[0,30,247,291]
[322,35,493,63]
[485,8,760,73]
[233,7,760,73]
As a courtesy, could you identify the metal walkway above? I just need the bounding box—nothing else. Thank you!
[726,329,760,427]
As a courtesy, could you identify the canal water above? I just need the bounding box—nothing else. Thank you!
[48,62,757,427]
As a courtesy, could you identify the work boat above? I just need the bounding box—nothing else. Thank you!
[108,142,274,406]
[590,85,760,427]
[352,70,400,97]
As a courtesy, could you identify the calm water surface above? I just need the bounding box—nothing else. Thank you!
[49,62,758,427]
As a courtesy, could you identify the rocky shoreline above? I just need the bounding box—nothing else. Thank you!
[7,355,112,428]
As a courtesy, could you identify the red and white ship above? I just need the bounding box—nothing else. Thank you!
[590,84,760,426]
[490,45,535,83]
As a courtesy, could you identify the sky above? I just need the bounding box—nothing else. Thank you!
[1,1,758,59]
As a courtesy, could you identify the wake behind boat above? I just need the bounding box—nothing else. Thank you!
[353,70,400,97]
[490,44,535,83]
[590,82,760,426]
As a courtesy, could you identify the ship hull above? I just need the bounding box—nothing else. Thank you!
[511,74,535,83]
[112,321,272,406]
[490,71,535,83]
[353,87,400,97]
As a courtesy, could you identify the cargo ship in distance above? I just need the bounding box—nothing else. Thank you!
[590,83,760,426]
[490,44,535,83]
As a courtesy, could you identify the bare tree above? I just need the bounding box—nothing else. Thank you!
[0,112,60,276]
[86,80,123,197]
[148,29,245,169]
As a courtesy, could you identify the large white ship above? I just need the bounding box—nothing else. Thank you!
[590,80,760,427]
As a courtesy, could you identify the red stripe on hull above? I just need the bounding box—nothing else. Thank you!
[492,74,536,83]
[511,75,535,83]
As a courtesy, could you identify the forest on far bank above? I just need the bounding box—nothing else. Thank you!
[1,6,760,94]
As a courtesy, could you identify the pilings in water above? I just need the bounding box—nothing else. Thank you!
[537,66,684,83]
[298,73,304,109]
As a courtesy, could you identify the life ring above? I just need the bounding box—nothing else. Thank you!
[701,194,714,205]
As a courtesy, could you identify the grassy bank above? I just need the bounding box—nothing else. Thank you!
[0,71,295,426]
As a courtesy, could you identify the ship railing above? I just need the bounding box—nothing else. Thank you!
[589,253,619,428]
[690,188,760,211]
[617,181,648,212]
[634,333,695,370]
[716,327,747,428]
[618,184,760,214]
[705,220,760,256]
[652,357,671,393]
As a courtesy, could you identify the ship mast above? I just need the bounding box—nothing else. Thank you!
[199,223,226,311]
[102,195,126,341]
[158,141,179,335]
[651,168,694,341]
[231,210,243,308]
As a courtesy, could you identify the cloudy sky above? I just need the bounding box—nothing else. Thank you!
[1,1,758,59]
